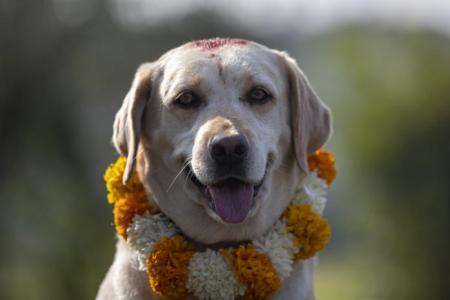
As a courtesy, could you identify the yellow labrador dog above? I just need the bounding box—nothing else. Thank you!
[97,38,331,300]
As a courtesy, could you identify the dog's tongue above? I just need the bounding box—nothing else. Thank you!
[207,179,254,224]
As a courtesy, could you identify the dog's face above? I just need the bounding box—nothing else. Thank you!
[113,39,331,243]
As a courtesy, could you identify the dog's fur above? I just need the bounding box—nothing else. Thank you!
[97,39,331,300]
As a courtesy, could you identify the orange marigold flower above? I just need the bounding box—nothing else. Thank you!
[147,236,194,300]
[223,245,281,300]
[284,203,331,261]
[307,149,336,185]
[113,191,156,239]
[104,157,158,239]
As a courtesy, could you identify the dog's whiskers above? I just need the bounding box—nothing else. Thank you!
[182,172,190,193]
[166,159,191,193]
[181,163,196,193]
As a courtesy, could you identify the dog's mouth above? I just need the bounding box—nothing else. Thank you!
[185,166,266,224]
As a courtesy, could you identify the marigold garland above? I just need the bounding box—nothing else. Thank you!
[284,203,331,261]
[147,235,195,299]
[307,149,336,185]
[223,245,281,300]
[104,157,158,238]
[104,148,336,299]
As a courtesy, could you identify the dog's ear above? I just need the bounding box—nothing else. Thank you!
[279,52,332,174]
[113,62,155,184]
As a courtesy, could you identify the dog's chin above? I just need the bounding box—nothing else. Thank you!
[184,165,267,225]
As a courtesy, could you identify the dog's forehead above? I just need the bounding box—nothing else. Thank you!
[161,40,281,82]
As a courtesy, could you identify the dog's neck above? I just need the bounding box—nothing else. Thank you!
[145,188,254,250]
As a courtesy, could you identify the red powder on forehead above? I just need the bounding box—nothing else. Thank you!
[191,38,248,50]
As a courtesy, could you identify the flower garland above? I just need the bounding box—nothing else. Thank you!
[104,149,336,300]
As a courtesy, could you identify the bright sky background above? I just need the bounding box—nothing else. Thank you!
[110,0,450,36]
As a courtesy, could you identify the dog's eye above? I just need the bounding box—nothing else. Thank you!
[174,91,201,109]
[247,87,272,104]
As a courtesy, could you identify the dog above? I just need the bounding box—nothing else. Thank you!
[96,38,331,300]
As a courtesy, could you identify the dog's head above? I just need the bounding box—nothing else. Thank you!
[112,38,331,243]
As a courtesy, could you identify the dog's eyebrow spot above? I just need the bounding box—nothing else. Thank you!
[217,60,224,79]
[191,38,248,50]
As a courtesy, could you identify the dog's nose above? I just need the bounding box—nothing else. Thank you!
[209,134,249,165]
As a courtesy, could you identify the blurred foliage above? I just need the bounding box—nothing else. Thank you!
[1,1,449,299]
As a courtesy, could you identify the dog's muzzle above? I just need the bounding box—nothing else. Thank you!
[206,134,252,223]
[187,134,266,224]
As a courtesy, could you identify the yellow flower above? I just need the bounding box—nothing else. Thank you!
[307,149,336,185]
[223,245,281,300]
[147,235,194,300]
[284,203,331,261]
[104,157,144,204]
[104,157,158,239]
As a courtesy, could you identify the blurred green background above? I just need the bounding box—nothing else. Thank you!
[1,0,449,299]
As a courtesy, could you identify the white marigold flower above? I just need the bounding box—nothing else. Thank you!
[127,212,178,270]
[293,171,328,214]
[187,249,245,300]
[253,220,297,280]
